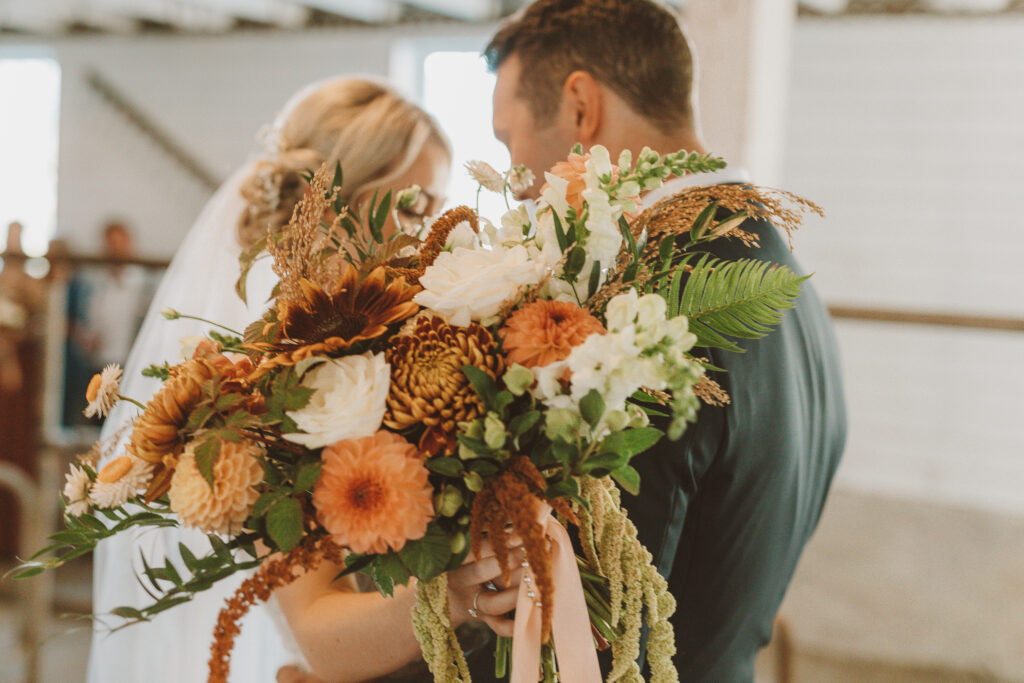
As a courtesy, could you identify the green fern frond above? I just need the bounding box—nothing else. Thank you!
[679,255,808,352]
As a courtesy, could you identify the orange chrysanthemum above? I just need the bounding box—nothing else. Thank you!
[256,266,419,372]
[312,431,434,555]
[384,316,504,454]
[500,300,605,368]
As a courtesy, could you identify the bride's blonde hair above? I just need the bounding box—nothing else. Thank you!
[237,78,451,249]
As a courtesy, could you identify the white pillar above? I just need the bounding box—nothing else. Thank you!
[681,0,797,185]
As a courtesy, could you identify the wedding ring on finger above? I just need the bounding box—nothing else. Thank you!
[468,587,485,618]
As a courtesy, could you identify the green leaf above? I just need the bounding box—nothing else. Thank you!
[369,552,411,597]
[331,162,345,214]
[462,365,497,409]
[552,210,569,252]
[579,389,605,429]
[689,201,719,241]
[266,497,303,552]
[397,524,451,583]
[425,457,464,477]
[293,462,322,493]
[563,245,587,282]
[587,260,602,299]
[612,465,641,495]
[464,459,500,477]
[178,543,198,571]
[599,427,663,459]
[508,411,541,439]
[582,451,629,477]
[618,215,638,263]
[110,606,145,620]
[193,437,219,489]
[493,390,515,416]
[681,255,808,352]
[545,478,580,500]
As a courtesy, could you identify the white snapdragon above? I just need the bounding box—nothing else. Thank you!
[541,172,571,217]
[531,289,702,429]
[584,145,614,188]
[580,188,623,267]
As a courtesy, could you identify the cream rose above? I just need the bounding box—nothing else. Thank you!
[285,352,390,449]
[414,245,545,327]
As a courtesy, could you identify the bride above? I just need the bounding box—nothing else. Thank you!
[89,77,520,683]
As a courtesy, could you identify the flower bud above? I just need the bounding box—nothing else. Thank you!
[463,471,484,493]
[161,308,181,320]
[604,409,630,432]
[503,363,534,397]
[450,532,467,555]
[484,413,506,450]
[395,184,421,210]
[435,486,464,517]
[544,408,581,443]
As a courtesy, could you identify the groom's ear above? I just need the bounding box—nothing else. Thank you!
[562,70,603,146]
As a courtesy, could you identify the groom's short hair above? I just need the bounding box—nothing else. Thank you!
[484,0,694,134]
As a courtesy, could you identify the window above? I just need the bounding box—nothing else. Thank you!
[0,58,61,257]
[421,51,511,221]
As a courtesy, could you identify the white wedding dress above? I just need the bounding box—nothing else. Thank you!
[87,166,306,683]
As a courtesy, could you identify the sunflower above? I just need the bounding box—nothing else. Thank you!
[256,267,419,371]
[384,316,504,454]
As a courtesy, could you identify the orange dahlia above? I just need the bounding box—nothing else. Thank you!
[384,316,504,454]
[168,438,264,534]
[258,266,419,370]
[312,431,433,554]
[500,300,605,368]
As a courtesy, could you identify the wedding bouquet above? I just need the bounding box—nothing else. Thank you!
[14,144,820,682]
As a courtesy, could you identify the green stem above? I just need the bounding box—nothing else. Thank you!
[117,395,146,410]
[171,314,243,337]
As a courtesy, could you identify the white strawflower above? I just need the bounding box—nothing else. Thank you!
[89,456,154,509]
[179,335,206,359]
[62,464,92,517]
[499,204,532,242]
[508,165,535,195]
[285,352,389,448]
[83,364,122,419]
[414,245,546,327]
[465,160,506,193]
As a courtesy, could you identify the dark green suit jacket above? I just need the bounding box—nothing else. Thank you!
[459,216,846,683]
[622,215,847,681]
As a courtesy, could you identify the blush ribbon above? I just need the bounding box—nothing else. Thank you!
[509,502,601,683]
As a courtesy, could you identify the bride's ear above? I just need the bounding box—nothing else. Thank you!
[561,70,603,146]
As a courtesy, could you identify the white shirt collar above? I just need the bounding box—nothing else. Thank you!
[641,166,752,210]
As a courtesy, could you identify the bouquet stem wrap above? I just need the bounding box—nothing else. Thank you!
[511,503,601,683]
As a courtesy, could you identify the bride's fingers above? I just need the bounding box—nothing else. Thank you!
[476,586,519,617]
[449,547,525,587]
[481,614,516,638]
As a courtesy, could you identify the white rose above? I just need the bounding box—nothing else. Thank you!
[285,352,389,449]
[414,245,545,327]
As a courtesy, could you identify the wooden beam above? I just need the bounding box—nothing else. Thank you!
[201,0,310,28]
[287,0,402,23]
[828,305,1024,333]
[401,0,499,21]
[91,0,236,32]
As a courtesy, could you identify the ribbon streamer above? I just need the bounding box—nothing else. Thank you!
[510,503,601,683]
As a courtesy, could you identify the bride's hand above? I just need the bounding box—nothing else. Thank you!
[446,541,525,638]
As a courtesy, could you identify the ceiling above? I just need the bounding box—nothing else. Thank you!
[1,0,1022,36]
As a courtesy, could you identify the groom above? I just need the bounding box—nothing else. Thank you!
[485,0,847,680]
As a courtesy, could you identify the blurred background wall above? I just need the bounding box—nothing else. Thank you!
[0,1,1022,681]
